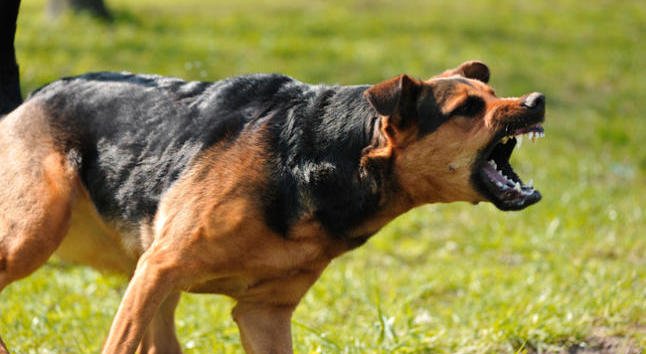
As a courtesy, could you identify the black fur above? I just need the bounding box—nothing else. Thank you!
[264,84,386,237]
[31,72,392,238]
[0,0,22,115]
[32,73,281,222]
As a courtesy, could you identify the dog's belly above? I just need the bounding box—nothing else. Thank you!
[54,189,140,275]
[187,276,255,295]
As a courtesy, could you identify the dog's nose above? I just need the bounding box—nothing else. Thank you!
[522,92,545,109]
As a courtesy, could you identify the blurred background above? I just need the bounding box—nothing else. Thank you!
[2,0,644,352]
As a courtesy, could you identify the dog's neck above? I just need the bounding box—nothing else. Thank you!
[267,83,414,243]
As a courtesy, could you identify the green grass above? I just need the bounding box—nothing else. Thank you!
[2,0,645,352]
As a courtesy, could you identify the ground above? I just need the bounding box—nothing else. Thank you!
[1,0,644,353]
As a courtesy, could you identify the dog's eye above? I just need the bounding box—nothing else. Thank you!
[452,96,485,117]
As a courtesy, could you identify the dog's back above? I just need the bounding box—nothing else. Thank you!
[23,72,382,240]
[28,72,302,222]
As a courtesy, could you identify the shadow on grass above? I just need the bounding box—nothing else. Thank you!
[510,329,642,354]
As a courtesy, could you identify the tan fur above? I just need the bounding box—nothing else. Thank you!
[0,102,76,287]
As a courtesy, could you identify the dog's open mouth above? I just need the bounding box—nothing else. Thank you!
[475,123,544,210]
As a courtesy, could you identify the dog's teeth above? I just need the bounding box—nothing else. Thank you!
[501,136,509,144]
[514,182,522,191]
[528,132,534,141]
[489,160,497,169]
[526,179,533,188]
[517,135,523,147]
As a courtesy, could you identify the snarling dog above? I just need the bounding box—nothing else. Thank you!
[0,61,545,353]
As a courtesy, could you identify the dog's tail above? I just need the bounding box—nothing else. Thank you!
[0,0,23,116]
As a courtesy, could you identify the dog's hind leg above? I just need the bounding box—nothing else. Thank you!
[137,291,182,354]
[0,103,77,351]
[232,301,297,354]
[102,242,189,354]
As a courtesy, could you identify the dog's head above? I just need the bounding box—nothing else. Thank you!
[364,61,545,211]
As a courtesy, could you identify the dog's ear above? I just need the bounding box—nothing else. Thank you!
[436,60,490,83]
[364,74,422,129]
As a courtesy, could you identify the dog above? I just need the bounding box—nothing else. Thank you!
[0,61,545,353]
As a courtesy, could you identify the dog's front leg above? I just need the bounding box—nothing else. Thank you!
[232,301,296,354]
[102,248,182,354]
